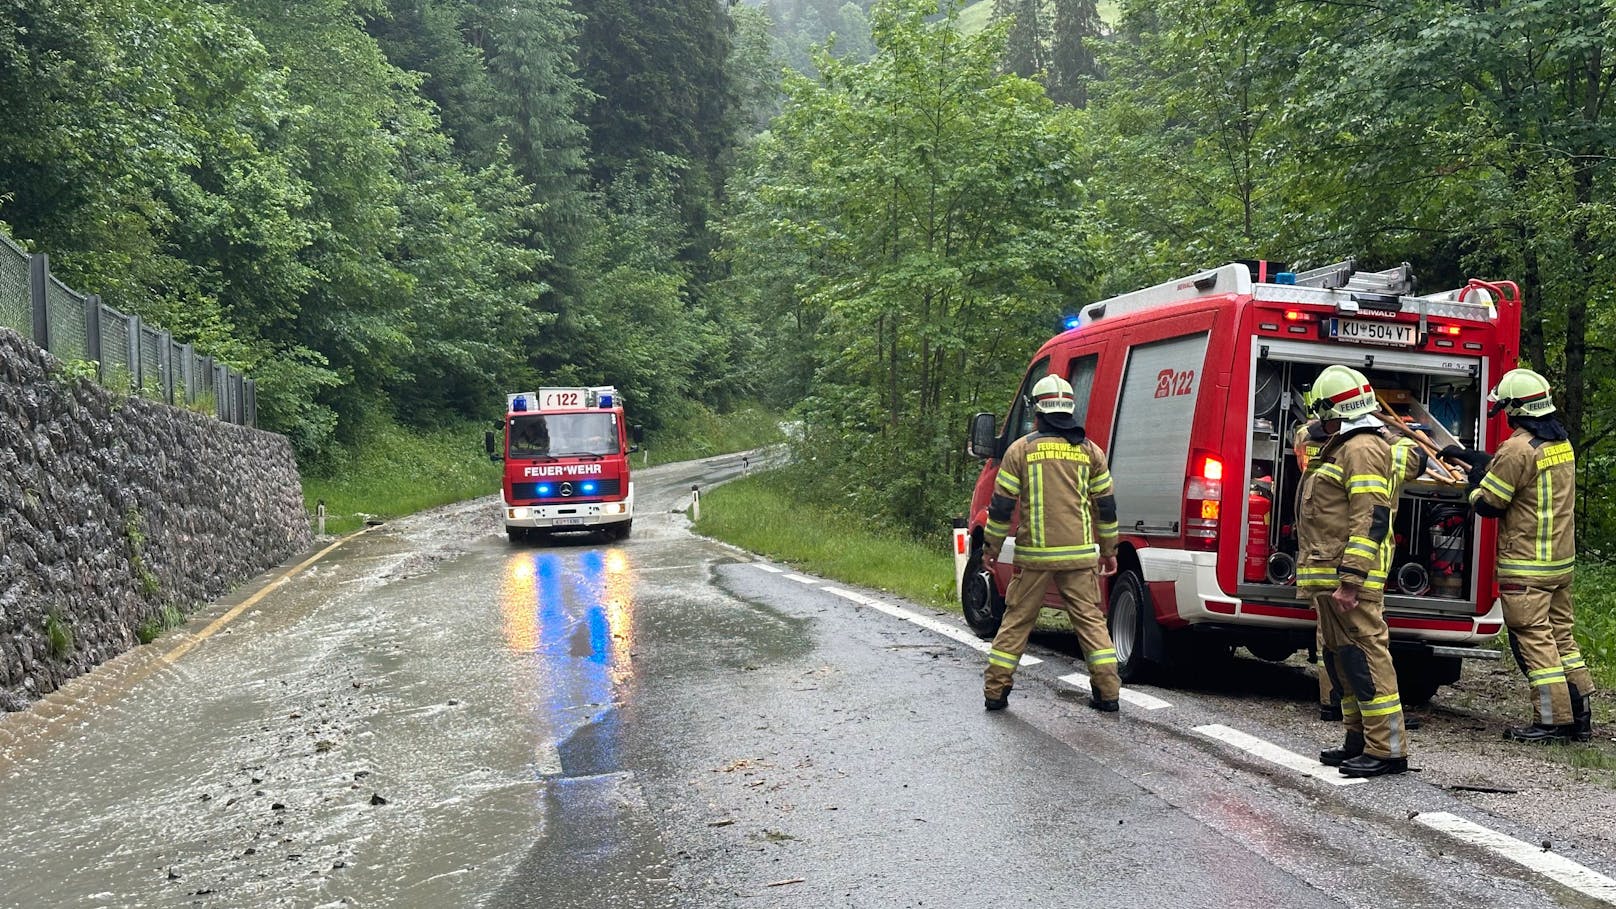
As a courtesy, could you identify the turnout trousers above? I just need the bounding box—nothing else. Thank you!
[1313,593,1409,759]
[1500,576,1580,724]
[1543,578,1597,701]
[985,567,1119,702]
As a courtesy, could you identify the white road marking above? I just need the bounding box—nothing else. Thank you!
[536,741,563,776]
[819,586,1042,666]
[1192,724,1365,787]
[751,564,784,573]
[1415,811,1616,904]
[781,573,818,584]
[1058,673,1172,710]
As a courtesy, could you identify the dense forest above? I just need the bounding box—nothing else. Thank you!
[1,0,1612,549]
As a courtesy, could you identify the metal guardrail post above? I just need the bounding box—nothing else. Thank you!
[84,295,102,380]
[29,253,49,349]
[245,378,256,427]
[159,330,173,403]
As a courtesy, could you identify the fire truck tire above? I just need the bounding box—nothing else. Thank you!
[610,520,633,541]
[961,551,1006,639]
[1106,570,1151,682]
[1393,653,1460,707]
[506,526,528,544]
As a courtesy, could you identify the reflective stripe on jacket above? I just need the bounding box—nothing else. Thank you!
[985,433,1117,569]
[1470,428,1576,580]
[1296,428,1394,601]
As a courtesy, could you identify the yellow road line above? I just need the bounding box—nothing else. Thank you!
[160,528,373,665]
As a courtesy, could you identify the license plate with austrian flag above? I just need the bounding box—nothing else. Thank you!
[1328,317,1416,347]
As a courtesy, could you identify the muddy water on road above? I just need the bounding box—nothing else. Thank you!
[0,455,756,908]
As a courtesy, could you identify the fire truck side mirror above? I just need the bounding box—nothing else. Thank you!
[631,424,645,444]
[484,430,502,461]
[966,412,999,460]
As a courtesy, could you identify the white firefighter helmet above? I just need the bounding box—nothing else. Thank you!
[1489,368,1557,418]
[1030,374,1076,416]
[1308,365,1377,420]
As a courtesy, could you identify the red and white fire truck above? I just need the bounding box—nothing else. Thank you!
[486,386,642,543]
[959,260,1522,703]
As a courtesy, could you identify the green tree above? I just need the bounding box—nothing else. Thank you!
[725,0,1092,533]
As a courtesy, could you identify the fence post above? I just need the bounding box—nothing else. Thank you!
[84,295,102,380]
[28,253,48,350]
[129,315,143,392]
[159,330,172,403]
[244,378,256,427]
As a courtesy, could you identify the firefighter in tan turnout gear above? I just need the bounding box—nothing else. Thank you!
[1298,365,1410,778]
[1297,409,1427,723]
[1447,368,1596,744]
[982,375,1121,712]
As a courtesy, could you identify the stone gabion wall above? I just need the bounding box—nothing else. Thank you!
[0,328,312,710]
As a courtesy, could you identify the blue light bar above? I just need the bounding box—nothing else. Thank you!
[581,482,597,494]
[537,484,552,496]
[513,395,529,412]
[1063,315,1081,331]
[598,393,613,408]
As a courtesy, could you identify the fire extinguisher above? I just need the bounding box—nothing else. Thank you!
[1245,478,1273,582]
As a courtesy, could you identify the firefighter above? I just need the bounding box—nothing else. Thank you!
[982,374,1121,712]
[1298,365,1410,777]
[1297,401,1426,723]
[1448,368,1594,743]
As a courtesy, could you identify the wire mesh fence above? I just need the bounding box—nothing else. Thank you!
[0,237,28,335]
[0,236,255,426]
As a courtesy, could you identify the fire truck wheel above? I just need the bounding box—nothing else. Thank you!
[506,527,528,544]
[1106,570,1151,682]
[1393,654,1459,707]
[961,551,1006,639]
[609,520,633,542]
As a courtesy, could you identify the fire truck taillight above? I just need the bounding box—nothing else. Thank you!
[1283,310,1315,322]
[1183,454,1224,551]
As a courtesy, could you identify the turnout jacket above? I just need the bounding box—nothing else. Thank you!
[985,432,1118,570]
[1296,428,1396,602]
[1470,428,1576,582]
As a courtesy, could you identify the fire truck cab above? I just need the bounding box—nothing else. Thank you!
[961,260,1522,704]
[486,386,641,543]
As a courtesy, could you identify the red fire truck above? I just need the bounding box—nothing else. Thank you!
[960,260,1522,703]
[486,386,642,543]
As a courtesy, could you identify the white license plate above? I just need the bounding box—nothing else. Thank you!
[553,517,584,526]
[1328,317,1416,347]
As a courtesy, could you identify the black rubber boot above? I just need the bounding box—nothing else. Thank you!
[1318,703,1342,722]
[1338,753,1409,778]
[1088,697,1120,713]
[1570,687,1593,743]
[1319,730,1365,767]
[1504,722,1572,745]
[985,685,1012,711]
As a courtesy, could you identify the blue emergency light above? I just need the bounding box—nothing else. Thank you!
[598,393,613,408]
[513,395,530,412]
[537,483,553,496]
[1063,315,1081,331]
[581,482,597,494]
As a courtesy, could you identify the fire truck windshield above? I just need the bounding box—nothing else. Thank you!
[508,413,620,459]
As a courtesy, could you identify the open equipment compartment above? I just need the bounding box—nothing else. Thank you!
[1239,344,1485,615]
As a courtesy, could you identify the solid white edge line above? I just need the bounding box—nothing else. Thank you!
[818,587,1042,666]
[1192,724,1365,787]
[1415,811,1616,904]
[1057,673,1172,710]
[752,564,784,573]
[781,573,818,584]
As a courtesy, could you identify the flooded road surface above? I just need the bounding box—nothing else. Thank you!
[1,450,1613,907]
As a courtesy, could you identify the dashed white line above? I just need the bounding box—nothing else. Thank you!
[819,586,1042,666]
[781,573,818,584]
[1415,811,1616,904]
[1192,724,1365,787]
[1057,673,1172,710]
[751,564,784,573]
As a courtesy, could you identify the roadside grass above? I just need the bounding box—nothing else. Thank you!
[640,402,786,467]
[1574,561,1616,693]
[693,470,957,610]
[301,418,501,535]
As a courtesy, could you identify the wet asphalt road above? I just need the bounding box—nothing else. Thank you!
[0,453,1613,907]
